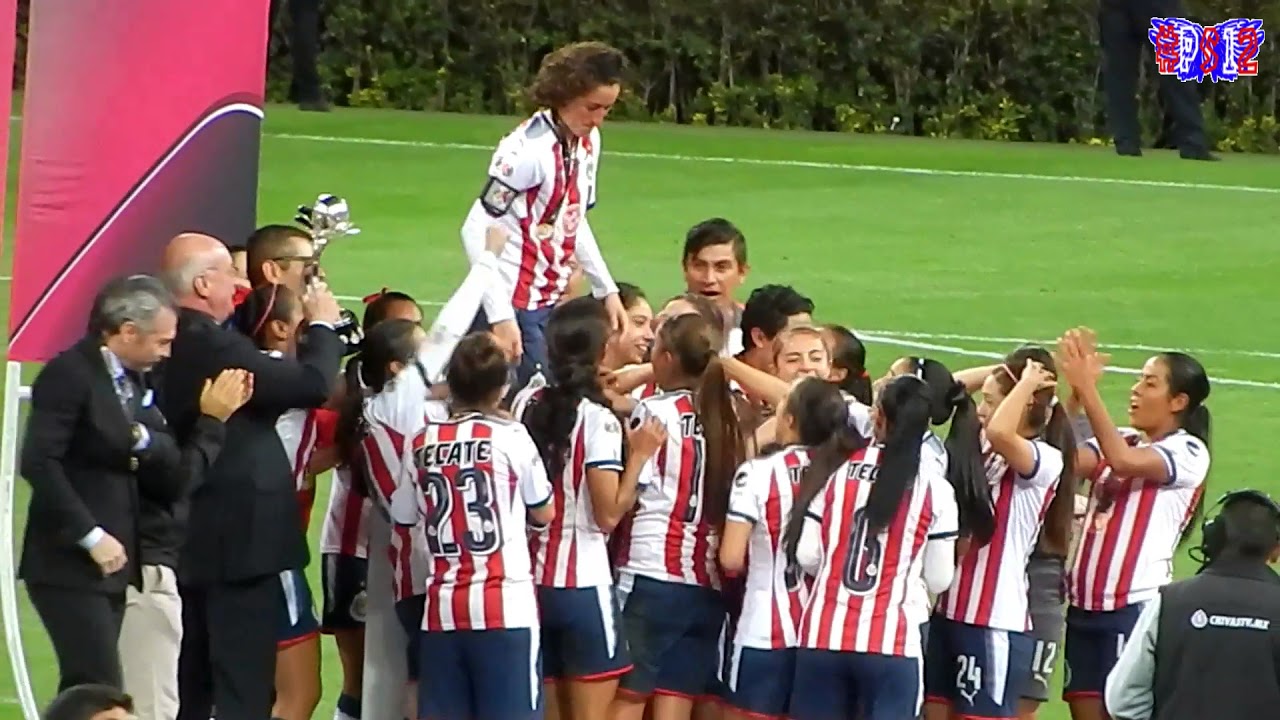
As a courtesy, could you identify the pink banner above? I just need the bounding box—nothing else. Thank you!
[8,0,270,362]
[0,0,15,259]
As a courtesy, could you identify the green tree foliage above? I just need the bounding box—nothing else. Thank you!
[270,0,1278,151]
[14,1,1276,151]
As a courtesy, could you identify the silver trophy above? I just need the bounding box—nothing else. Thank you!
[295,193,361,267]
[294,193,365,354]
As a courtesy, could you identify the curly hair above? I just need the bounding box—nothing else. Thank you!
[528,42,627,109]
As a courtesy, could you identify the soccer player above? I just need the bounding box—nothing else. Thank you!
[820,324,872,406]
[390,333,556,720]
[602,283,654,371]
[318,289,424,720]
[460,41,630,386]
[232,284,325,720]
[517,297,666,720]
[1056,329,1212,720]
[924,348,1077,720]
[718,377,850,720]
[610,312,748,720]
[785,374,960,720]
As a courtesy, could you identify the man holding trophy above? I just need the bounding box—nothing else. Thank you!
[157,196,354,720]
[461,41,631,389]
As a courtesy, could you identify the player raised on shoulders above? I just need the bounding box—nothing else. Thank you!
[461,41,630,388]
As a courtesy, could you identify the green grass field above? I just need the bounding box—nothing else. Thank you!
[3,105,1280,719]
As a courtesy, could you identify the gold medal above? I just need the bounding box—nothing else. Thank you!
[535,223,555,241]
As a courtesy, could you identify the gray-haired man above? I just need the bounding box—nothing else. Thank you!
[20,274,186,692]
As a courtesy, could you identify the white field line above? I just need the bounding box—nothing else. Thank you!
[268,131,1280,195]
[332,295,1280,390]
[860,328,1280,361]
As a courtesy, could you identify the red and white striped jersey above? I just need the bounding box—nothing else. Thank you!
[617,390,722,589]
[799,445,958,658]
[390,413,553,631]
[515,390,625,588]
[319,464,371,559]
[940,438,1062,632]
[905,433,949,626]
[361,367,449,603]
[727,448,810,650]
[461,110,616,316]
[842,394,874,440]
[275,408,320,528]
[1069,428,1210,612]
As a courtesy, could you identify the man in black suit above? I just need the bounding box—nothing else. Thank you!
[156,233,344,720]
[20,275,186,691]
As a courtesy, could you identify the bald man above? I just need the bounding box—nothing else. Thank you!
[154,233,345,720]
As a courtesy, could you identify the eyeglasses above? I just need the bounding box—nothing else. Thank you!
[272,255,316,265]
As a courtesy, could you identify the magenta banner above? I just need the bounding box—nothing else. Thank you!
[8,0,270,362]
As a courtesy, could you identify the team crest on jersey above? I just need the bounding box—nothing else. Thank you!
[560,203,582,237]
[350,590,368,622]
[493,156,514,177]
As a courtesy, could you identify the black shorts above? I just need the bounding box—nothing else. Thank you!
[320,553,368,632]
[1023,554,1066,702]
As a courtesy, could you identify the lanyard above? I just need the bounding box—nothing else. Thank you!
[536,113,580,241]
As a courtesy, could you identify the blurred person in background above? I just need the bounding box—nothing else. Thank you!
[1098,0,1214,160]
[269,0,327,111]
[21,275,184,692]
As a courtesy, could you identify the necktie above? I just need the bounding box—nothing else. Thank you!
[114,372,136,419]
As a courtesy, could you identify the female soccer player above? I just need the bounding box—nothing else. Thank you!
[718,377,850,720]
[460,41,630,385]
[1057,328,1211,720]
[603,283,655,371]
[390,333,556,720]
[517,296,666,720]
[820,324,872,406]
[318,289,423,720]
[785,374,960,720]
[924,347,1077,720]
[335,227,509,717]
[610,312,748,720]
[233,284,324,720]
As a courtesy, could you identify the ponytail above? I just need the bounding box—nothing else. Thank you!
[944,381,995,545]
[1038,400,1080,556]
[696,356,746,529]
[524,361,611,478]
[865,376,933,533]
[783,424,862,565]
[524,297,613,478]
[334,357,371,498]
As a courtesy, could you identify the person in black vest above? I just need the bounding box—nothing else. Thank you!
[1105,489,1280,720]
[156,233,344,720]
[20,275,185,691]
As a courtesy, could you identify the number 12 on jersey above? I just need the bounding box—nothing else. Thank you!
[417,466,504,557]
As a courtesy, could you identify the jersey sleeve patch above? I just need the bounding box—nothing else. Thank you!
[479,177,521,218]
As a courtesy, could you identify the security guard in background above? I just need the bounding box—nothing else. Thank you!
[1098,0,1215,160]
[1105,489,1280,719]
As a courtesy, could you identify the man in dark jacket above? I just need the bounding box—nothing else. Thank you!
[20,275,186,691]
[156,233,344,720]
[1105,489,1280,719]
